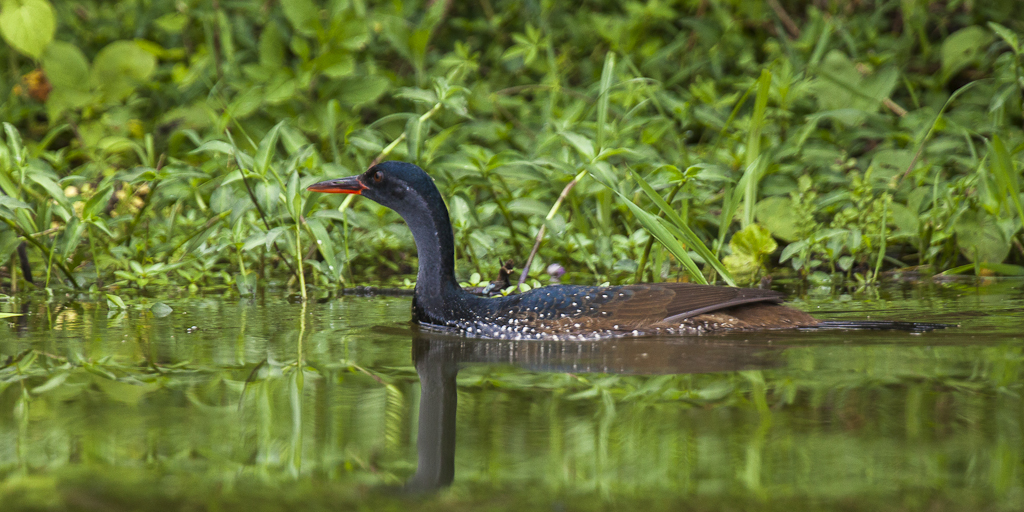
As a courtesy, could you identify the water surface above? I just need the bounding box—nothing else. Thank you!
[1,280,1022,511]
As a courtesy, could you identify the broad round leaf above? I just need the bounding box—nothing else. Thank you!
[91,40,157,100]
[941,26,993,83]
[41,40,89,90]
[0,0,55,59]
[755,196,802,242]
[954,209,1011,264]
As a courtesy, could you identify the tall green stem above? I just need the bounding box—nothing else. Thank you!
[295,223,307,301]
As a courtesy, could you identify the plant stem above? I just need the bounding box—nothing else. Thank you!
[633,182,684,283]
[235,241,249,295]
[9,254,16,293]
[372,102,444,166]
[87,224,102,288]
[873,196,889,282]
[1,218,79,289]
[518,169,587,286]
[295,222,306,301]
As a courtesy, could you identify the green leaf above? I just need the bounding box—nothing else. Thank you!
[990,134,1024,233]
[596,51,615,151]
[395,87,437,105]
[190,140,235,156]
[255,121,285,176]
[0,0,55,59]
[940,262,1024,276]
[91,40,157,100]
[84,184,115,219]
[91,375,160,406]
[405,115,423,163]
[723,224,776,283]
[181,212,229,256]
[281,0,320,37]
[561,132,595,162]
[26,172,69,209]
[30,371,69,394]
[60,217,85,258]
[129,260,144,274]
[258,21,285,68]
[811,52,896,115]
[624,168,735,286]
[614,191,707,285]
[745,69,770,169]
[0,231,20,262]
[888,202,919,235]
[779,240,808,264]
[41,40,90,91]
[315,50,354,79]
[264,226,287,251]
[305,218,340,280]
[0,195,31,211]
[989,22,1020,55]
[105,293,127,309]
[953,208,1011,264]
[507,198,550,217]
[286,171,301,218]
[151,302,173,318]
[754,196,802,242]
[729,224,777,258]
[941,26,993,83]
[3,122,24,164]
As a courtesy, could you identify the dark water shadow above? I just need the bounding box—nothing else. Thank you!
[402,329,785,493]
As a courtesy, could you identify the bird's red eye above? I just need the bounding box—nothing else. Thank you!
[372,171,384,183]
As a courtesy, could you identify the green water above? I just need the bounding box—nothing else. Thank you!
[1,280,1023,511]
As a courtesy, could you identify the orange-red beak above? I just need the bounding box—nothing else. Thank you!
[307,176,367,194]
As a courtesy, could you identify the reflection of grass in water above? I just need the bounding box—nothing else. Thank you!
[3,341,1023,509]
[1,288,1024,510]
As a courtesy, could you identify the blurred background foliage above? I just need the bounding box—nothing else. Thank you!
[0,0,1023,295]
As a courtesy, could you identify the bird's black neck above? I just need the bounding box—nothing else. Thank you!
[398,190,474,323]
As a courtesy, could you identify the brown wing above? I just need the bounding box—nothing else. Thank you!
[654,283,785,322]
[488,283,791,336]
[580,283,785,328]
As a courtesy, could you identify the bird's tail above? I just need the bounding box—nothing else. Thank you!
[805,320,953,333]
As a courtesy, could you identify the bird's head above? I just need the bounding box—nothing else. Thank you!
[307,161,442,216]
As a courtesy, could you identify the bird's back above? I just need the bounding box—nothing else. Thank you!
[432,283,815,340]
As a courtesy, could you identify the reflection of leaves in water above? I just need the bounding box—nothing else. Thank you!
[2,290,1024,509]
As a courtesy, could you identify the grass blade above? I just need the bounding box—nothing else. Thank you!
[596,52,615,152]
[616,192,707,284]
[990,134,1024,233]
[626,167,736,286]
[743,70,771,227]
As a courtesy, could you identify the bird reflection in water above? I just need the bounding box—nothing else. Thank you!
[402,329,785,493]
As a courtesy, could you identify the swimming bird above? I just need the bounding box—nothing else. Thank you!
[308,161,943,339]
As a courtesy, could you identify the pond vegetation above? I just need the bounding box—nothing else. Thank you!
[2,0,1024,510]
[0,0,1022,294]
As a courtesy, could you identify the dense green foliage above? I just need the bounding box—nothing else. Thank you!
[1,0,1024,295]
